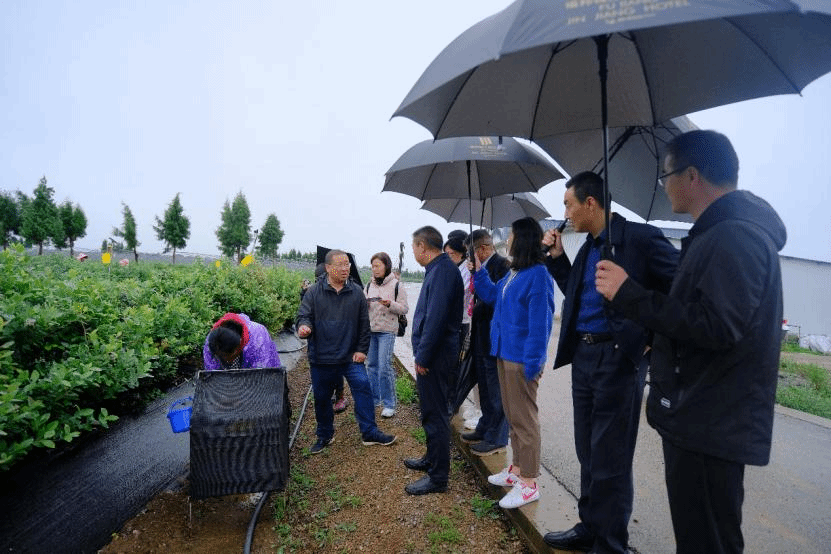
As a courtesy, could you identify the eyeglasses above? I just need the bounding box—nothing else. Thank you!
[657,166,688,187]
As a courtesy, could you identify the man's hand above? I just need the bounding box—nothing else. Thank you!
[542,228,564,258]
[297,324,312,338]
[353,352,367,364]
[415,363,429,375]
[595,260,629,301]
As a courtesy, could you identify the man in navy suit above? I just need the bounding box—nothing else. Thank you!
[542,172,678,554]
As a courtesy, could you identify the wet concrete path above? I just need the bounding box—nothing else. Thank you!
[0,332,302,554]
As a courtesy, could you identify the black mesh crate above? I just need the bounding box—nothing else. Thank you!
[189,367,290,499]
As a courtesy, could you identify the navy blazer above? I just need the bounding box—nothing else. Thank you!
[546,213,678,369]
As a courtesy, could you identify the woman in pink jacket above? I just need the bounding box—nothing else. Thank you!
[364,252,409,418]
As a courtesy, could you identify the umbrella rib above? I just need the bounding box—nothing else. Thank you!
[435,69,477,139]
[421,164,441,201]
[530,41,572,140]
[724,18,800,93]
[645,125,661,221]
[626,31,659,126]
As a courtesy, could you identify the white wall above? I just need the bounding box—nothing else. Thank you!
[780,256,831,337]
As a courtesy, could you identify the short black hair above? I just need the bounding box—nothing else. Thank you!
[325,249,347,264]
[565,171,608,210]
[469,229,493,249]
[665,130,739,188]
[509,217,545,270]
[413,226,443,251]
[443,230,468,258]
[208,321,243,358]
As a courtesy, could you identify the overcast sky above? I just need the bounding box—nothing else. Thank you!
[2,1,830,271]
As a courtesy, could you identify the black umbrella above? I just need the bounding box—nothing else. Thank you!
[535,116,698,223]
[384,135,562,245]
[393,0,831,251]
[420,192,550,230]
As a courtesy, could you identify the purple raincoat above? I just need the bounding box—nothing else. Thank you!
[202,312,281,370]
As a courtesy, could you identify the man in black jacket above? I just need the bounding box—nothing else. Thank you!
[543,172,678,554]
[596,130,786,554]
[296,249,396,454]
[462,229,511,456]
[404,226,464,495]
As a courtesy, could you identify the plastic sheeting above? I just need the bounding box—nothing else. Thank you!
[798,335,831,355]
[190,367,290,499]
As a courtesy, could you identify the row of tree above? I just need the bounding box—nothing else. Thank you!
[0,179,285,264]
[0,177,87,256]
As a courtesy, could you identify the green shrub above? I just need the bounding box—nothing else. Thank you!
[0,247,303,471]
[396,374,417,404]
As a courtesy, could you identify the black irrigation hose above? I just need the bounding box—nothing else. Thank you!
[243,383,314,554]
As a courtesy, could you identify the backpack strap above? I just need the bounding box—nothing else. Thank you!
[395,281,399,300]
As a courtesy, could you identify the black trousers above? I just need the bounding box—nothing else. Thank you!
[473,352,508,445]
[663,439,746,554]
[572,340,645,554]
[416,348,456,486]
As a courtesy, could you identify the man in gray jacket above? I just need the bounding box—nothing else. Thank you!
[596,130,786,554]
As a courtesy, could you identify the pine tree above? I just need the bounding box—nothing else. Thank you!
[58,201,87,257]
[113,203,140,262]
[215,191,252,261]
[20,177,61,255]
[0,191,21,250]
[256,213,283,260]
[153,193,190,264]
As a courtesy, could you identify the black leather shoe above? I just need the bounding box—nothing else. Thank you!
[460,430,483,443]
[543,525,595,551]
[403,457,430,471]
[405,475,447,495]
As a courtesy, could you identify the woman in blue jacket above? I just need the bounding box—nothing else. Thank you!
[472,217,555,509]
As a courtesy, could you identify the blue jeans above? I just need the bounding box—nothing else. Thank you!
[367,332,397,409]
[310,362,378,441]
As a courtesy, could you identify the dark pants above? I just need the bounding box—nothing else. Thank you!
[310,362,377,441]
[474,353,508,446]
[663,439,746,554]
[447,322,470,415]
[572,341,645,554]
[416,349,456,485]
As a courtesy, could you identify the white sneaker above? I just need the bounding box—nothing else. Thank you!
[498,480,540,509]
[381,408,395,418]
[487,465,519,487]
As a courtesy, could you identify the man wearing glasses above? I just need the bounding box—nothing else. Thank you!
[297,249,396,454]
[461,229,511,457]
[542,171,678,554]
[596,130,786,553]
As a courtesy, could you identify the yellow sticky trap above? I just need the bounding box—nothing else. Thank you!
[240,255,254,266]
[102,252,111,264]
[215,260,221,268]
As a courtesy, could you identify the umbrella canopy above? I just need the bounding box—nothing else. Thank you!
[421,192,550,230]
[394,1,831,140]
[383,136,563,201]
[393,0,831,246]
[535,116,698,223]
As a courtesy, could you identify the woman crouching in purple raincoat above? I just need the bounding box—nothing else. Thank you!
[203,312,281,370]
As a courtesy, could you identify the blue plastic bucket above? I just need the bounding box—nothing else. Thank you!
[167,396,193,433]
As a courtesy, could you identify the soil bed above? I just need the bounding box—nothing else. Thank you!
[101,356,527,553]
